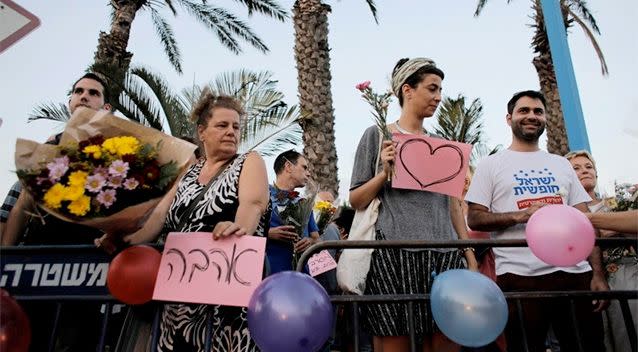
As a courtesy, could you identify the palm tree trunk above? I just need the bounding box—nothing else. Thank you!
[532,1,570,156]
[91,1,144,105]
[533,53,569,156]
[293,0,339,195]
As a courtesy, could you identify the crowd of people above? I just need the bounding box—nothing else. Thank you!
[0,58,636,352]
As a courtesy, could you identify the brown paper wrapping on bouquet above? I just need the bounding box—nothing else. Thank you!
[15,107,197,235]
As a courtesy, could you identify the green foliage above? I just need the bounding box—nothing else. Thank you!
[433,94,500,165]
[159,160,179,189]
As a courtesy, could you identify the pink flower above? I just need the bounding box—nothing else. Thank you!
[355,80,371,92]
[85,174,107,193]
[108,175,124,189]
[97,189,117,208]
[123,178,139,190]
[46,156,69,182]
[93,166,109,178]
[109,160,129,178]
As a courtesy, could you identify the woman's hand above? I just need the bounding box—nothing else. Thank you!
[465,251,479,272]
[268,225,299,243]
[380,139,396,177]
[294,237,317,253]
[94,233,124,254]
[212,221,248,239]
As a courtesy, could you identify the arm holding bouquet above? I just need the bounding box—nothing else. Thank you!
[16,108,196,250]
[349,139,395,210]
[119,181,180,245]
[294,215,320,253]
[2,191,31,246]
[587,210,638,236]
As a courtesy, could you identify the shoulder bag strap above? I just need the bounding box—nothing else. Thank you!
[374,127,383,175]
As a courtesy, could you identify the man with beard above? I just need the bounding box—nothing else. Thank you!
[464,90,608,352]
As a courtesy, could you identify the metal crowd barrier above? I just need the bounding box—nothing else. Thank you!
[297,238,638,352]
[1,238,636,352]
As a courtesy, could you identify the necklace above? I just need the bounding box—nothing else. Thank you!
[395,120,427,135]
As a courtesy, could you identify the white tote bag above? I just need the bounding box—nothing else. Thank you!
[337,131,383,295]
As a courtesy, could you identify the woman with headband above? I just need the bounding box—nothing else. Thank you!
[349,57,478,351]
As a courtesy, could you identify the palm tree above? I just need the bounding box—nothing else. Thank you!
[292,0,378,195]
[30,68,302,157]
[474,0,608,156]
[433,94,500,165]
[91,0,288,105]
[180,69,304,156]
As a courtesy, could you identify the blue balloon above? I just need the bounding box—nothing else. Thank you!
[431,269,508,347]
[248,271,333,352]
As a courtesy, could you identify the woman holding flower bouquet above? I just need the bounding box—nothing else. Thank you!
[350,57,478,352]
[114,91,271,352]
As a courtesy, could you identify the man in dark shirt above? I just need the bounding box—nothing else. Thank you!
[2,73,117,352]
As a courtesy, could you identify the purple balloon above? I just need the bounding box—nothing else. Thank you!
[248,271,333,352]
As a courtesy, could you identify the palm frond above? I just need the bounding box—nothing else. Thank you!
[230,0,288,21]
[474,0,490,16]
[433,94,501,167]
[177,0,269,54]
[118,72,165,131]
[129,66,191,135]
[240,105,303,156]
[566,0,600,33]
[364,0,379,24]
[566,6,608,75]
[161,0,178,15]
[149,7,183,74]
[470,143,502,166]
[28,102,70,123]
[433,95,484,145]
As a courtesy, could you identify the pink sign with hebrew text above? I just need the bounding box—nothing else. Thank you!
[153,232,266,307]
[308,250,338,277]
[392,133,472,199]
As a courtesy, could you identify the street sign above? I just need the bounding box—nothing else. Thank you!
[0,0,40,53]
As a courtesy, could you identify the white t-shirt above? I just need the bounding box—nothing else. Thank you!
[465,149,592,276]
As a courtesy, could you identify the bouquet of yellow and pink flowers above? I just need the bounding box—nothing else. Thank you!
[15,108,196,234]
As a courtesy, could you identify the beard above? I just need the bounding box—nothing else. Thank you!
[512,119,545,142]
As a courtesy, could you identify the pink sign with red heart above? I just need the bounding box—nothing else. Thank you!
[392,133,472,199]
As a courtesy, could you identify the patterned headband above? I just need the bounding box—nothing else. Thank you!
[391,57,439,97]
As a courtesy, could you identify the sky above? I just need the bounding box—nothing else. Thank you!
[0,0,636,202]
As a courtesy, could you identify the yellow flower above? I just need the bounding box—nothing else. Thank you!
[314,200,335,212]
[603,197,617,210]
[64,185,85,201]
[82,145,102,159]
[67,194,91,216]
[68,170,88,187]
[43,183,66,209]
[102,136,140,157]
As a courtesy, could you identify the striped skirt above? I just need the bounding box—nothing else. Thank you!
[361,231,465,337]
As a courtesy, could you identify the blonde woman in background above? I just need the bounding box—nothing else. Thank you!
[566,150,637,352]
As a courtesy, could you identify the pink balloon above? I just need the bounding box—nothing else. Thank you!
[525,204,595,266]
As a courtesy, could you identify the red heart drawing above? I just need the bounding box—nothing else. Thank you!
[398,138,464,189]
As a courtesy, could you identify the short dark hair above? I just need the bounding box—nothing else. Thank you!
[334,206,355,235]
[273,149,303,175]
[72,73,110,103]
[507,90,547,114]
[392,58,445,107]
